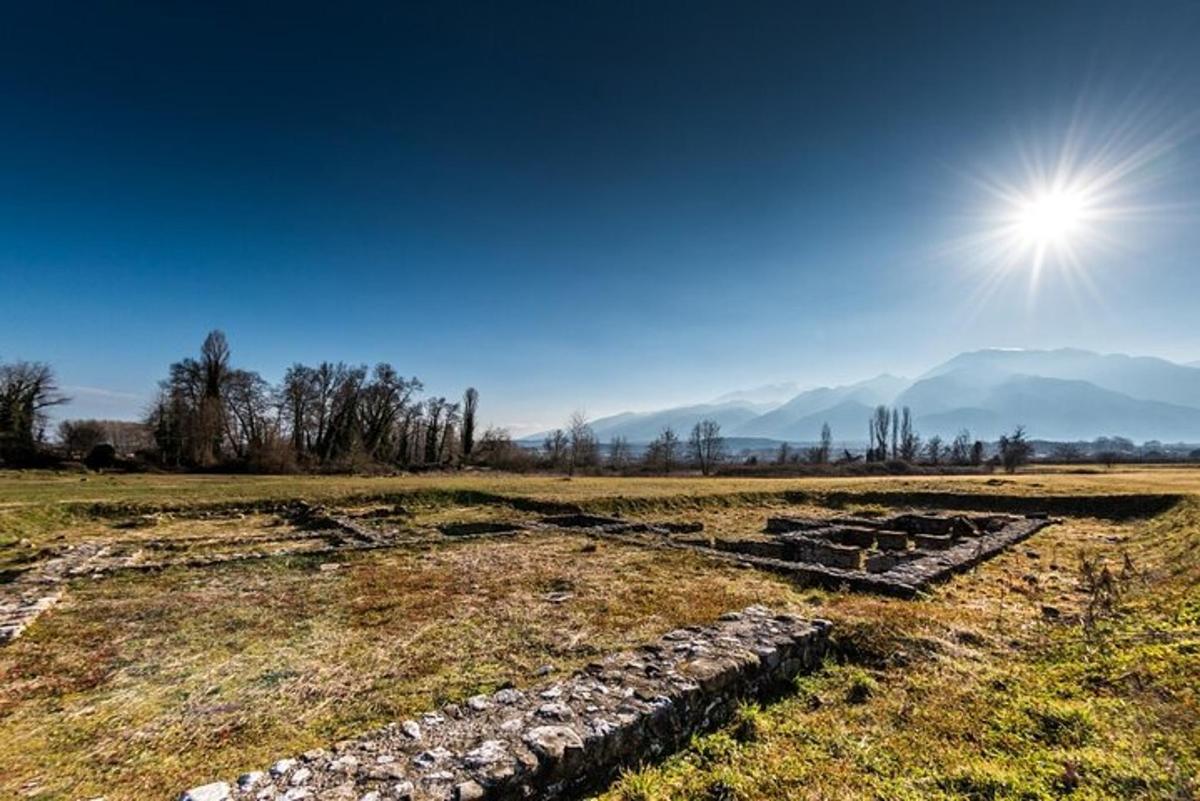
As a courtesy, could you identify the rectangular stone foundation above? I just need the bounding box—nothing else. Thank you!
[182,606,830,801]
[674,515,1055,598]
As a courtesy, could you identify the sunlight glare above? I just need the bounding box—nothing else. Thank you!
[1015,188,1088,248]
[935,102,1194,318]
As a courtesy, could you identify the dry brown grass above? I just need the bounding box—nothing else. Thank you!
[1,468,1197,800]
[3,464,1199,509]
[0,533,799,800]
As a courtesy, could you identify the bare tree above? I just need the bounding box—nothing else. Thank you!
[949,429,973,465]
[281,364,318,456]
[925,434,943,465]
[310,362,346,460]
[0,360,68,459]
[224,369,275,459]
[423,397,447,464]
[608,436,631,470]
[57,419,106,459]
[197,330,232,466]
[439,401,461,464]
[153,330,235,466]
[819,422,833,464]
[998,426,1032,473]
[476,427,529,470]
[891,407,900,460]
[81,420,151,455]
[566,411,597,475]
[358,364,420,462]
[898,407,919,462]
[1052,442,1084,462]
[689,419,725,476]
[543,428,567,469]
[460,387,479,460]
[320,364,368,463]
[870,405,891,462]
[646,426,680,473]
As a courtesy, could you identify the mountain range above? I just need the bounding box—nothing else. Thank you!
[532,349,1200,445]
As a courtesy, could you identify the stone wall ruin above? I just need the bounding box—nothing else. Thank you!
[181,606,830,801]
[661,512,1056,598]
[0,502,528,645]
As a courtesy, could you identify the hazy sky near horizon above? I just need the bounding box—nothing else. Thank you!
[3,1,1199,434]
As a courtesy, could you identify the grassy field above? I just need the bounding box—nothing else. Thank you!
[4,465,1200,507]
[1,467,1197,800]
[603,498,1200,801]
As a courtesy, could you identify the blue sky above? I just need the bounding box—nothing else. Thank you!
[2,1,1199,434]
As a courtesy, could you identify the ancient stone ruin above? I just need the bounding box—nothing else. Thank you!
[666,511,1056,598]
[181,606,830,801]
[0,502,537,645]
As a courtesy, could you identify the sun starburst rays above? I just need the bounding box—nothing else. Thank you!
[936,104,1196,321]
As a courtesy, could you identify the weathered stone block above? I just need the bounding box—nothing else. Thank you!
[809,542,864,569]
[764,516,829,533]
[715,540,788,560]
[913,534,953,550]
[864,551,901,573]
[541,514,625,529]
[825,526,878,548]
[438,522,526,537]
[887,514,950,534]
[180,781,231,801]
[874,530,910,551]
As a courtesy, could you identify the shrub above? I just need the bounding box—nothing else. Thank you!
[84,443,117,470]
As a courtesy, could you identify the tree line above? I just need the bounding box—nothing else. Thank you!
[864,404,987,466]
[535,416,728,476]
[526,406,1034,475]
[864,404,1031,472]
[0,345,1039,475]
[145,331,480,470]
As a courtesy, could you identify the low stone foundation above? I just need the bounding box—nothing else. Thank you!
[438,521,528,537]
[538,514,695,536]
[0,587,64,644]
[667,513,1056,598]
[0,505,536,645]
[180,606,830,801]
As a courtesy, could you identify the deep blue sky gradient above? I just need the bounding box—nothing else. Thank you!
[2,1,1198,432]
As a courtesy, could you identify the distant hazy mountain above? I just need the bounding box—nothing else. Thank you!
[526,348,1200,444]
[896,349,1200,440]
[731,375,909,440]
[580,401,762,444]
[915,375,1200,441]
[711,382,801,408]
[918,348,1200,408]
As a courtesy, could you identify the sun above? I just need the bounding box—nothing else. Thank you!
[1015,188,1088,248]
[984,176,1108,280]
[937,100,1192,315]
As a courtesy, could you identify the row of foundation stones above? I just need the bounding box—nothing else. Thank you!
[1,504,323,643]
[544,510,1057,599]
[1,502,529,645]
[180,606,831,801]
[3,505,666,644]
[743,511,1056,597]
